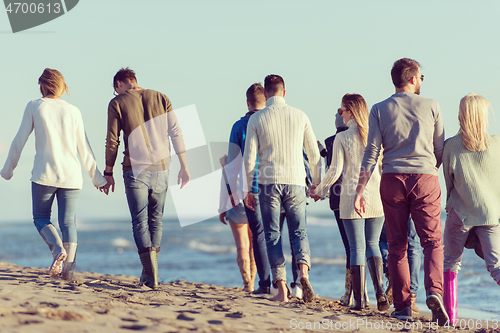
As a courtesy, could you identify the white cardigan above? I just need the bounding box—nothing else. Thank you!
[1,98,106,189]
[314,119,383,219]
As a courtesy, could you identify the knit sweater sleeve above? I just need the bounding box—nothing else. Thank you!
[442,138,455,202]
[1,102,34,180]
[433,102,445,168]
[75,110,107,187]
[303,115,321,184]
[361,105,383,173]
[167,109,186,156]
[314,135,343,198]
[105,100,121,168]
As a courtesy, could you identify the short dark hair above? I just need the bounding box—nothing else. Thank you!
[391,58,420,88]
[264,74,285,95]
[246,83,265,107]
[113,67,137,89]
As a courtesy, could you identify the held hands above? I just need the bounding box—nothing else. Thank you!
[354,193,366,217]
[308,184,322,202]
[98,175,115,195]
[244,192,257,211]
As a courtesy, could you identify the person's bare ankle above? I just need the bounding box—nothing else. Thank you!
[271,280,289,302]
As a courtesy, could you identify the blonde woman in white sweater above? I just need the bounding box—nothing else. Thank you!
[310,94,388,311]
[1,69,107,280]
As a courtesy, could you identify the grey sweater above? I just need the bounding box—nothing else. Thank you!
[361,92,444,176]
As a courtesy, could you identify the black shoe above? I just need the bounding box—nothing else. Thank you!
[390,306,412,320]
[426,292,450,326]
[252,286,270,295]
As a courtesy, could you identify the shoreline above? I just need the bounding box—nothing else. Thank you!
[0,262,492,332]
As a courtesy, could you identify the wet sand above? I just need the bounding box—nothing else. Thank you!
[0,262,487,332]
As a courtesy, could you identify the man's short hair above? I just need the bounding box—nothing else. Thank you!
[391,58,420,88]
[246,83,265,107]
[264,74,285,95]
[113,67,137,89]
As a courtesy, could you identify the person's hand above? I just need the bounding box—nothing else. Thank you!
[307,184,321,202]
[0,168,13,180]
[219,212,228,225]
[99,176,115,195]
[178,167,190,189]
[354,193,366,217]
[244,192,257,211]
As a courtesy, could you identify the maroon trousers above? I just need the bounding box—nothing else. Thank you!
[380,173,444,310]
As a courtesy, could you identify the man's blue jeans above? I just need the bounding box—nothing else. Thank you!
[343,216,385,266]
[32,182,80,243]
[244,193,271,289]
[123,170,168,251]
[258,184,311,282]
[380,217,421,294]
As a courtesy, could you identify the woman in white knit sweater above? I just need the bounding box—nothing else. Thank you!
[310,94,388,311]
[442,93,500,324]
[1,68,107,279]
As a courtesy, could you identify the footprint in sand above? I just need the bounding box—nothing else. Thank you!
[177,313,195,321]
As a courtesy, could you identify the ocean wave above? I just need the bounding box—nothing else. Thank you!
[189,240,235,254]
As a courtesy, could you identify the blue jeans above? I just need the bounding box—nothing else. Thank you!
[380,217,421,294]
[258,184,311,282]
[244,193,271,289]
[344,216,385,266]
[444,209,500,283]
[32,182,80,243]
[123,170,168,251]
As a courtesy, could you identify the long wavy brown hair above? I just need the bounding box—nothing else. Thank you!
[341,93,369,147]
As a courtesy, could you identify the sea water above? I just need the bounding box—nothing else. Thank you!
[1,213,499,322]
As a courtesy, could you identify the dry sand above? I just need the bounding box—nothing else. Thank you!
[0,262,490,333]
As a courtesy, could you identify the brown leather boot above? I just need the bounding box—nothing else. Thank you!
[367,256,390,311]
[350,266,366,310]
[340,268,353,306]
[411,293,419,314]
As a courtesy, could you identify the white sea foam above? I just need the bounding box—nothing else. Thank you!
[189,240,235,254]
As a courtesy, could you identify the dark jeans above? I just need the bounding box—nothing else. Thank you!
[244,193,271,289]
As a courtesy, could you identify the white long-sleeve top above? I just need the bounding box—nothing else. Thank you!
[1,98,106,189]
[243,96,321,187]
[314,119,383,219]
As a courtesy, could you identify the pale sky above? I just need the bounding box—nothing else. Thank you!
[1,0,499,223]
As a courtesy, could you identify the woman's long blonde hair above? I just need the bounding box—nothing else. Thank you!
[459,93,491,151]
[38,68,69,98]
[342,93,369,146]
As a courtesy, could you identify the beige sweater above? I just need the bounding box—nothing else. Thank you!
[315,120,383,219]
[243,96,320,188]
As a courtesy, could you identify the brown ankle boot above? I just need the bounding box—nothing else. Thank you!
[411,293,419,314]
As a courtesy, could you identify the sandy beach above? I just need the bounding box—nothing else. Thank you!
[0,262,491,333]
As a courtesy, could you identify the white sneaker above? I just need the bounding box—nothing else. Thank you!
[291,284,303,299]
